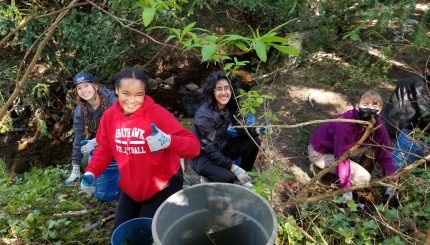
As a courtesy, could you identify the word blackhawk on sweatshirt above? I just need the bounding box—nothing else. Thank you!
[86,96,200,202]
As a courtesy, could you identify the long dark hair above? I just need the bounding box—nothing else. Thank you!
[113,67,149,92]
[202,71,240,114]
[75,83,106,139]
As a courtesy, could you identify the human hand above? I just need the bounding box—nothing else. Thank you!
[342,191,353,201]
[383,187,395,199]
[227,122,238,137]
[80,138,97,154]
[232,157,241,166]
[245,114,256,126]
[257,122,273,135]
[80,172,95,195]
[230,164,252,184]
[146,123,171,152]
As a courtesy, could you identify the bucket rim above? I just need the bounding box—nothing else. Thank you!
[151,182,278,245]
[111,217,152,245]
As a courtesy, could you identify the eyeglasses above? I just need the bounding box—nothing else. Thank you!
[214,86,231,93]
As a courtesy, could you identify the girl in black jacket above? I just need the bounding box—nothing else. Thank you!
[191,71,265,185]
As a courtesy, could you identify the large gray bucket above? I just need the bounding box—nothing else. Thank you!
[152,183,278,245]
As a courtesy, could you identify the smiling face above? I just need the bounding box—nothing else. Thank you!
[214,78,231,110]
[115,78,146,115]
[76,82,98,101]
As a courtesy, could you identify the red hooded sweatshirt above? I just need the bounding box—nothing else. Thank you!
[85,96,200,202]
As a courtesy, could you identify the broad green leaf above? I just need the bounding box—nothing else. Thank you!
[223,34,249,42]
[142,7,156,27]
[165,2,182,10]
[234,42,249,51]
[252,40,267,62]
[272,44,299,56]
[260,36,288,44]
[201,44,217,61]
[204,35,218,43]
[166,35,176,42]
[224,63,234,71]
[171,28,181,37]
[182,22,196,36]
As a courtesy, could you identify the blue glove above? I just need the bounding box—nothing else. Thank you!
[245,114,256,126]
[80,172,95,195]
[257,122,273,135]
[146,123,171,152]
[227,122,238,137]
[383,187,395,199]
[80,138,97,154]
[232,157,242,166]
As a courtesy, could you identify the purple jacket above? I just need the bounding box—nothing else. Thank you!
[310,108,394,188]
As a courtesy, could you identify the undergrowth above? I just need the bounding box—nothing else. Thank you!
[0,161,116,244]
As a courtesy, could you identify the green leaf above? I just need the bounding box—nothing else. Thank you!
[204,35,218,44]
[272,44,299,56]
[201,44,217,62]
[181,22,196,36]
[234,42,249,51]
[260,36,288,43]
[252,40,267,62]
[165,2,182,10]
[142,7,156,27]
[223,34,249,42]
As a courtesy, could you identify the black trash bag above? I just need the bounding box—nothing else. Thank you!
[381,75,430,138]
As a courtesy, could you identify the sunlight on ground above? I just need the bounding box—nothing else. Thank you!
[310,51,351,67]
[416,3,429,11]
[288,85,352,114]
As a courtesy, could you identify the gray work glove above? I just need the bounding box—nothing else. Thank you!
[383,187,395,199]
[230,164,252,185]
[80,138,97,154]
[342,191,353,201]
[146,123,171,152]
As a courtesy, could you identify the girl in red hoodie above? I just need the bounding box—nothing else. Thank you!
[80,67,200,228]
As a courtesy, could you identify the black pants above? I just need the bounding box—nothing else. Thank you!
[200,135,261,183]
[113,169,183,228]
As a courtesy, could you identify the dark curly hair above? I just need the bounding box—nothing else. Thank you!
[202,70,240,114]
[113,67,149,92]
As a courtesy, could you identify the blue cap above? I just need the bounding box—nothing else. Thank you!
[73,72,96,86]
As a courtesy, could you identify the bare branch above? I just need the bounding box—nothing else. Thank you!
[0,2,89,48]
[0,0,79,123]
[84,0,177,49]
[0,14,34,48]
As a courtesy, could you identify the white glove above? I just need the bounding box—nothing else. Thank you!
[80,138,97,154]
[230,164,252,185]
[384,187,395,199]
[146,123,171,152]
[342,192,353,201]
[80,172,95,195]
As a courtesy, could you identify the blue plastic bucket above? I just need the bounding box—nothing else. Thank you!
[92,159,121,202]
[111,217,153,245]
[393,129,424,170]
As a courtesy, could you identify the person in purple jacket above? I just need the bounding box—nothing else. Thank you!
[308,89,396,201]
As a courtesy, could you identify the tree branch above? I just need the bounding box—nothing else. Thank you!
[0,2,89,48]
[0,0,79,123]
[84,0,177,49]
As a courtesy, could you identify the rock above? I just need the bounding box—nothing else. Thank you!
[184,83,200,91]
[148,78,160,90]
[163,76,175,85]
